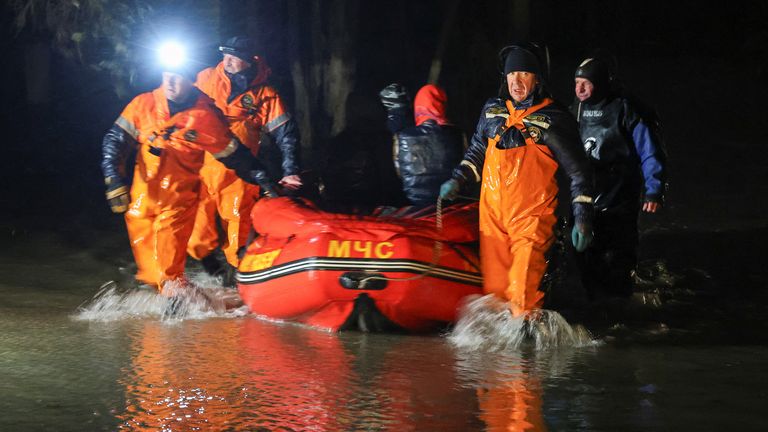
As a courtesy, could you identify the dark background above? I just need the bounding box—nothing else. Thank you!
[0,0,766,239]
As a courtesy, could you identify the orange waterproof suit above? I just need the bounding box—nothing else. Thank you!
[105,87,262,288]
[452,96,592,316]
[187,59,299,266]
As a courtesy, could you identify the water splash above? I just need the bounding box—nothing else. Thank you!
[74,277,248,323]
[448,294,598,351]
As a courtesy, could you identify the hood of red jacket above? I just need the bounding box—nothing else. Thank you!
[414,84,450,126]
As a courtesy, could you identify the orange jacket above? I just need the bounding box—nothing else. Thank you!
[114,87,241,207]
[196,60,296,166]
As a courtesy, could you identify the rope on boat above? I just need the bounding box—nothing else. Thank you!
[356,198,446,288]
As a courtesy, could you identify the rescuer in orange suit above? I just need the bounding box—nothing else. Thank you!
[440,43,595,316]
[101,42,277,291]
[187,36,302,281]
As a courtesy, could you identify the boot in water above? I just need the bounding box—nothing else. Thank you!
[201,253,224,276]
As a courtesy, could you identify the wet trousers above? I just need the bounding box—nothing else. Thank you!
[480,212,557,316]
[576,209,638,299]
[125,191,197,289]
[187,175,258,267]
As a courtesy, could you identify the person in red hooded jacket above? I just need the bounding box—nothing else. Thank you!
[186,36,302,282]
[379,83,465,207]
[101,49,276,291]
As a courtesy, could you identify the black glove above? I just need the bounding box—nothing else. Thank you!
[105,176,129,213]
[379,83,409,110]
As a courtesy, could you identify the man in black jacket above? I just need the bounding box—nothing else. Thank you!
[572,56,667,299]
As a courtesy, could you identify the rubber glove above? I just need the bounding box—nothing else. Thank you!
[571,223,593,252]
[571,202,594,252]
[378,83,409,110]
[439,179,460,201]
[105,176,129,213]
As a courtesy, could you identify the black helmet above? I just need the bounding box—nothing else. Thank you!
[219,36,257,62]
[575,57,611,90]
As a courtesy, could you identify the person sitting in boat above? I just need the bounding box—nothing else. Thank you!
[439,43,595,317]
[100,41,277,293]
[186,36,303,284]
[379,83,466,207]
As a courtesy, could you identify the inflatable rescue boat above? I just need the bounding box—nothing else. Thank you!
[237,197,483,332]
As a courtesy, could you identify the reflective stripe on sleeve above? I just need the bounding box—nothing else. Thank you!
[212,138,239,160]
[460,160,481,182]
[115,116,139,140]
[572,195,594,204]
[264,113,290,132]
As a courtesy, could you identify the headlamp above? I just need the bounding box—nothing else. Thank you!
[158,41,187,68]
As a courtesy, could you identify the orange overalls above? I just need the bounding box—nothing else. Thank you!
[116,87,239,288]
[476,367,545,432]
[187,61,291,266]
[479,98,558,316]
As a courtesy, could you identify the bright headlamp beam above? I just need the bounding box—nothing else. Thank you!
[158,41,186,68]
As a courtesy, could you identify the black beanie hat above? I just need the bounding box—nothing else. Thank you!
[575,58,611,90]
[503,47,541,75]
[219,36,257,62]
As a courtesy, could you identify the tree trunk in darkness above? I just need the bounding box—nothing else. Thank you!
[427,0,460,85]
[24,41,50,106]
[286,0,315,152]
[286,0,359,164]
[512,0,531,41]
[324,0,358,137]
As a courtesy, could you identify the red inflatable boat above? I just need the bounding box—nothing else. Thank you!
[236,197,483,332]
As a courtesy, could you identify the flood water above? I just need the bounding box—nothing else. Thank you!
[2,225,768,432]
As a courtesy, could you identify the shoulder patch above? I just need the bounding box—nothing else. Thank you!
[184,129,198,142]
[241,93,254,109]
[523,113,551,129]
[527,126,542,143]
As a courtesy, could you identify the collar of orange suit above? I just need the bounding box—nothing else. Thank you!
[487,97,552,145]
[148,87,207,150]
[152,87,206,123]
[504,97,552,127]
[217,56,272,91]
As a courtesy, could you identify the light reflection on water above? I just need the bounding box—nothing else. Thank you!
[116,319,487,431]
[73,281,597,430]
[3,233,768,431]
[3,284,768,432]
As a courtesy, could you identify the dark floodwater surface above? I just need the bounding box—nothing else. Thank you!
[1,230,768,432]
